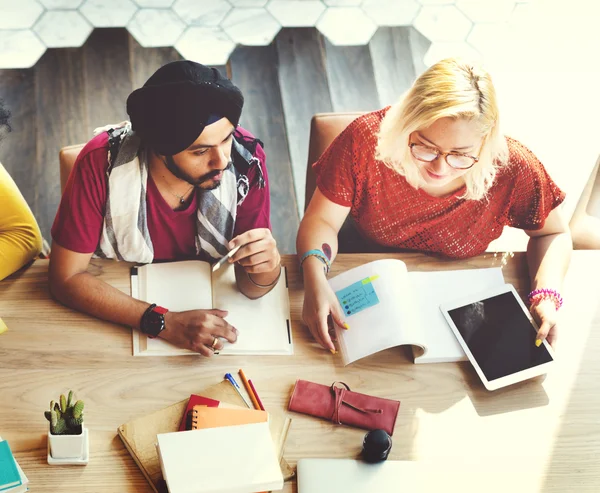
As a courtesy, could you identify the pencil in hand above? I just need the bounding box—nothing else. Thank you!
[212,245,242,272]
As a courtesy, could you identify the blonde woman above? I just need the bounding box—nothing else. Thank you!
[297,58,571,353]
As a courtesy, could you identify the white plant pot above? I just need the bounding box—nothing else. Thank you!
[48,425,85,459]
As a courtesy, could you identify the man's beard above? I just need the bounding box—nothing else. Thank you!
[164,156,233,190]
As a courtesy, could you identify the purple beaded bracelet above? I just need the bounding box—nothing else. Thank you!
[527,288,563,310]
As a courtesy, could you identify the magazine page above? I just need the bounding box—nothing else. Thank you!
[408,267,505,364]
[328,259,424,366]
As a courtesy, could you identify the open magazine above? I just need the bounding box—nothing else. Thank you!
[328,259,505,365]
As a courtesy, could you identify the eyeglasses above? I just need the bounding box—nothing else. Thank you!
[409,143,479,170]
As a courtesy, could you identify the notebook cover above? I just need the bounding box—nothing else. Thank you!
[190,406,268,430]
[158,422,283,493]
[117,381,294,493]
[178,395,220,431]
[0,440,21,491]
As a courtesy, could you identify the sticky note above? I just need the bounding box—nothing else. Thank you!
[0,317,7,335]
[335,277,380,317]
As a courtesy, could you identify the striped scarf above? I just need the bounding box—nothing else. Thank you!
[93,122,253,263]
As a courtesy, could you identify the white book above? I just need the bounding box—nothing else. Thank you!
[328,259,505,365]
[156,422,283,493]
[131,260,292,356]
[0,437,28,493]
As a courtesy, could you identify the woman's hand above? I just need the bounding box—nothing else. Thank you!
[530,298,558,348]
[302,265,348,353]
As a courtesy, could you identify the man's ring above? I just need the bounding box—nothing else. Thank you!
[211,337,219,350]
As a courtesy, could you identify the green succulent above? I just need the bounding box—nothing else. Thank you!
[44,390,85,435]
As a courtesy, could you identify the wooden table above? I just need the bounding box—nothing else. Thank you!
[1,253,599,492]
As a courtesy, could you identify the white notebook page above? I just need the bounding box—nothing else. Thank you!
[409,267,505,363]
[212,264,292,355]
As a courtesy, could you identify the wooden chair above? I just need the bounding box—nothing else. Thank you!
[304,112,393,253]
[59,143,85,193]
[569,154,600,249]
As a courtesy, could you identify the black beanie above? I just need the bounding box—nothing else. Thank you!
[126,61,244,156]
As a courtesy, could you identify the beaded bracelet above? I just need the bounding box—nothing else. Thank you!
[528,288,563,311]
[299,249,331,274]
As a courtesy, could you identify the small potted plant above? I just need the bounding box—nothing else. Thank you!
[44,390,86,460]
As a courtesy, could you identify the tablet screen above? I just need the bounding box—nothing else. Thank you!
[447,291,553,381]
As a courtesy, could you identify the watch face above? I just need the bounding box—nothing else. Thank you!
[143,310,165,338]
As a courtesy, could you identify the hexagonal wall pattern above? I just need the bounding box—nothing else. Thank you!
[222,8,280,46]
[0,0,44,30]
[456,0,515,23]
[0,0,597,74]
[133,0,174,7]
[38,0,83,8]
[267,1,326,28]
[33,11,93,48]
[127,9,185,47]
[228,0,268,6]
[361,0,420,27]
[175,27,236,66]
[414,5,472,42]
[173,0,232,27]
[317,7,377,45]
[80,0,139,28]
[0,30,46,69]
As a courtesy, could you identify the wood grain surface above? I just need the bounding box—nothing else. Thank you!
[0,252,599,492]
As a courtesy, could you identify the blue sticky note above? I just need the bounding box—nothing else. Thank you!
[335,277,380,317]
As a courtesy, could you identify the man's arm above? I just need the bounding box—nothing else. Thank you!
[49,242,238,355]
[48,242,149,328]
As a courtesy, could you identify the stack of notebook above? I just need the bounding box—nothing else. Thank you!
[0,437,29,493]
[157,407,283,493]
[118,381,293,493]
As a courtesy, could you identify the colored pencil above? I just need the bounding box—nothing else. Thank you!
[238,369,261,411]
[248,379,265,411]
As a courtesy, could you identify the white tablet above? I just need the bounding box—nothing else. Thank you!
[440,284,555,391]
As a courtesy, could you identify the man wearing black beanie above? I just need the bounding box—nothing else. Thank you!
[49,61,281,356]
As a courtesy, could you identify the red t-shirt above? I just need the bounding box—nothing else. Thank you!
[314,108,566,259]
[52,127,270,261]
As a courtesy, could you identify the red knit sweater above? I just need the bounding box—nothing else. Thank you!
[313,108,565,259]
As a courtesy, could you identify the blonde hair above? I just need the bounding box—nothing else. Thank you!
[375,58,508,201]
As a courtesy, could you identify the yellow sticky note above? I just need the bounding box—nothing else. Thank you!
[361,275,380,285]
[0,318,7,335]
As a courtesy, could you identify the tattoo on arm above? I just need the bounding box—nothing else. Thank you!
[322,243,332,260]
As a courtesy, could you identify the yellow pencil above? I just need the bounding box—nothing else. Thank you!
[0,318,7,335]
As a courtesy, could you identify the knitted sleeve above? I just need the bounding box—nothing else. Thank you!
[0,162,43,280]
[506,138,566,230]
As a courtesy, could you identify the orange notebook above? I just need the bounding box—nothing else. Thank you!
[190,405,268,430]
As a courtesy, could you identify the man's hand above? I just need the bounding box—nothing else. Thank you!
[228,228,280,274]
[160,309,238,357]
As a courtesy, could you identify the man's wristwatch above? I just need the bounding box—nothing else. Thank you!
[140,304,169,338]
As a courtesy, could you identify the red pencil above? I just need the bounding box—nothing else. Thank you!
[248,379,265,411]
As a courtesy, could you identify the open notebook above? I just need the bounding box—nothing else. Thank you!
[329,259,505,365]
[131,260,292,356]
